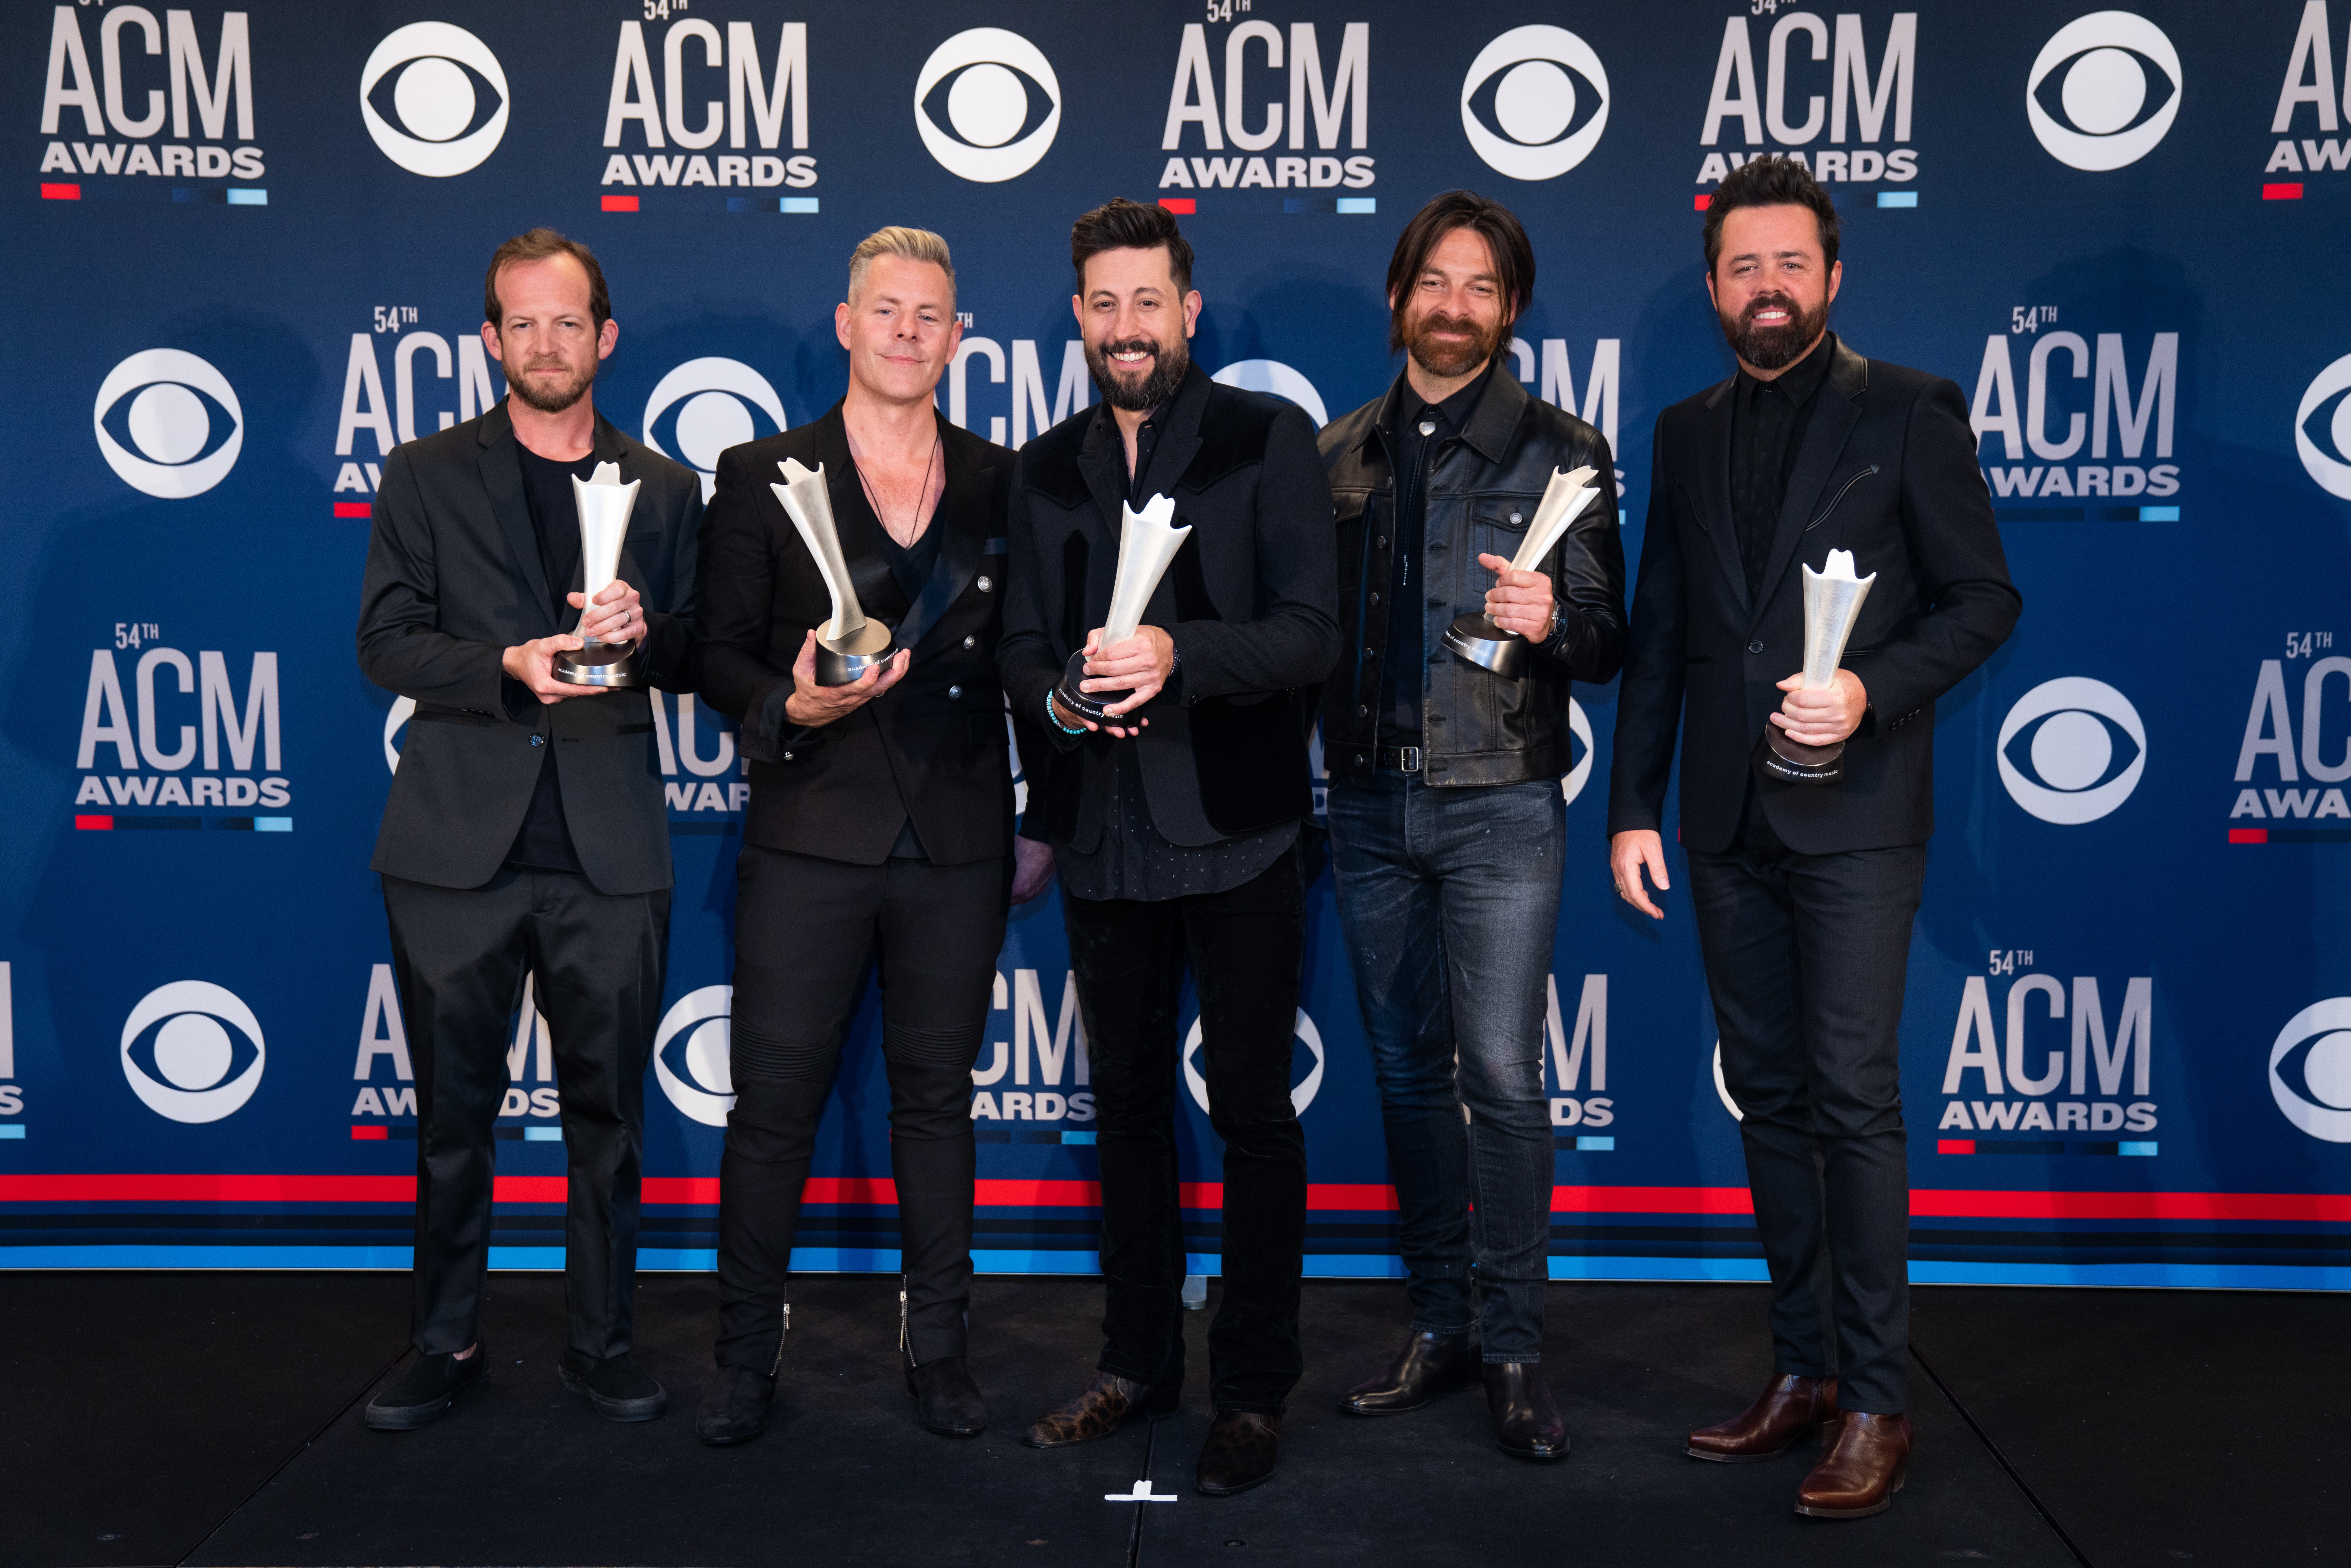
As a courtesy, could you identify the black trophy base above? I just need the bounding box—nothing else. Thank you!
[1752,725,1846,786]
[1442,613,1530,679]
[1052,650,1134,727]
[553,640,641,688]
[814,620,896,687]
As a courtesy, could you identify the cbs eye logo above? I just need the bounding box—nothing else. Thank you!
[641,358,790,501]
[654,985,734,1127]
[1460,25,1610,181]
[1210,360,1328,428]
[1997,677,2147,824]
[121,981,266,1124]
[2268,997,2351,1142]
[2294,353,2351,501]
[93,349,243,499]
[914,28,1061,183]
[2026,12,2181,171]
[1184,1010,1325,1117]
[360,22,510,177]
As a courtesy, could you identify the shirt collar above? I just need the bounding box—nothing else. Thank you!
[1739,330,1836,405]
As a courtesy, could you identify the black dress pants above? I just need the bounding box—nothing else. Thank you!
[1684,805,1924,1414]
[382,868,671,1358]
[714,846,1007,1371]
[1062,851,1309,1416]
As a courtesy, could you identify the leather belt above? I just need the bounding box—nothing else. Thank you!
[1374,746,1424,773]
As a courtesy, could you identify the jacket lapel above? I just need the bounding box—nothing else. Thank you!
[477,402,557,637]
[892,422,990,654]
[1077,410,1128,544]
[1753,340,1868,619]
[1696,378,1748,614]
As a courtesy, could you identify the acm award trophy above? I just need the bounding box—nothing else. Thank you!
[1751,547,1877,786]
[1441,465,1602,679]
[1052,493,1192,724]
[772,457,895,686]
[553,461,643,687]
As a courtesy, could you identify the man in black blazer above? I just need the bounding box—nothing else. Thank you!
[690,228,1051,1447]
[1000,199,1339,1498]
[1607,161,2019,1517]
[356,229,700,1429]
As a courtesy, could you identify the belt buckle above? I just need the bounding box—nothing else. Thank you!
[1398,746,1423,774]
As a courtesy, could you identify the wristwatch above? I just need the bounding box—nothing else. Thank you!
[1542,600,1566,643]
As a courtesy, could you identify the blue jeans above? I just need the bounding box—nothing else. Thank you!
[1325,771,1563,1362]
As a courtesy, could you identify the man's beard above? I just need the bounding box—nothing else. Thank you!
[1720,290,1830,372]
[1404,308,1504,381]
[508,356,596,414]
[1088,333,1190,413]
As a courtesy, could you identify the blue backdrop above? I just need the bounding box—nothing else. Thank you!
[4,0,2349,1288]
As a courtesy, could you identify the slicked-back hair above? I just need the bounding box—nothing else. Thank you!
[1070,198,1194,296]
[848,226,956,307]
[485,228,610,328]
[1702,157,1841,275]
[1384,191,1533,354]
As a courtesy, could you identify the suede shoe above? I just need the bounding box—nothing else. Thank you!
[1195,1410,1280,1496]
[906,1353,989,1438]
[365,1345,487,1431]
[1339,1328,1481,1416]
[1021,1371,1179,1449]
[559,1349,667,1422]
[695,1362,775,1446]
[1688,1374,1839,1462]
[1484,1362,1570,1461]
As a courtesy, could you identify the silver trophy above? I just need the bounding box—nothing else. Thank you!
[1053,493,1192,724]
[1752,548,1877,786]
[772,458,895,686]
[1442,465,1602,679]
[553,461,643,687]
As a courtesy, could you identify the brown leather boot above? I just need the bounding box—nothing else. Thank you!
[1020,1371,1179,1449]
[1195,1409,1280,1495]
[1796,1411,1912,1518]
[1686,1373,1838,1462]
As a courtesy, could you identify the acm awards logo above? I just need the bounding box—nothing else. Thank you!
[2270,997,2351,1142]
[94,350,243,499]
[360,22,508,177]
[2266,2,2351,182]
[1691,12,1916,193]
[916,29,1060,183]
[2026,12,2182,171]
[36,6,263,184]
[121,981,264,1123]
[1997,677,2147,825]
[1154,22,1373,194]
[597,18,816,193]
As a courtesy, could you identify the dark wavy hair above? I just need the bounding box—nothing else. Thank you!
[1070,198,1195,295]
[1702,157,1841,275]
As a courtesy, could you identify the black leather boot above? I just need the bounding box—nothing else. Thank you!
[695,1361,776,1446]
[905,1350,989,1437]
[1484,1361,1569,1460]
[1339,1328,1481,1416]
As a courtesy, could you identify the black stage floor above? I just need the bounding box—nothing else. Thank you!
[3,1271,2341,1567]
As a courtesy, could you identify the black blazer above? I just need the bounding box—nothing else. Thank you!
[998,362,1340,850]
[357,400,701,895]
[696,405,1019,868]
[1607,338,2021,855]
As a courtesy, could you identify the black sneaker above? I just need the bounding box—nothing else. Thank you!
[559,1349,667,1422]
[364,1346,487,1431]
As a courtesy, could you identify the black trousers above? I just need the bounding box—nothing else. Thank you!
[714,847,1007,1371]
[1062,851,1309,1415]
[1685,805,1924,1414]
[382,868,671,1358]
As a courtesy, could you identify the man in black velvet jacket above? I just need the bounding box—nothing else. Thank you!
[998,199,1338,1497]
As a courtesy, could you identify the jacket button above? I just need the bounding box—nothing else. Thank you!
[528,734,544,747]
[782,750,794,762]
[1748,639,1765,654]
[1355,753,1366,766]
[1364,646,1376,659]
[975,575,993,593]
[1369,591,1380,604]
[1358,705,1370,717]
[1375,536,1387,548]
[1510,511,1523,524]
[962,635,976,650]
[947,684,964,700]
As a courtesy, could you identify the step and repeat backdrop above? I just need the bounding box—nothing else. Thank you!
[2,0,2348,1287]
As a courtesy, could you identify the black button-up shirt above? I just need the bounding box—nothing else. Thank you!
[1381,359,1495,746]
[506,443,596,874]
[1729,332,1834,601]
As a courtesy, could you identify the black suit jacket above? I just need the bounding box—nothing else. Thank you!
[1607,338,2021,855]
[998,362,1340,850]
[358,400,701,894]
[696,405,1019,868]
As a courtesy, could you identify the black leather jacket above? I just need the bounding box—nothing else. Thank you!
[1318,368,1626,787]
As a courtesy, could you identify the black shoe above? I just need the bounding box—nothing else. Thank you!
[364,1345,487,1431]
[1483,1361,1569,1461]
[905,1353,989,1438]
[695,1362,775,1446]
[559,1349,667,1422]
[1195,1409,1281,1496]
[1339,1328,1481,1416]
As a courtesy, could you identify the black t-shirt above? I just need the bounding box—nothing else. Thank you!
[505,443,598,874]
